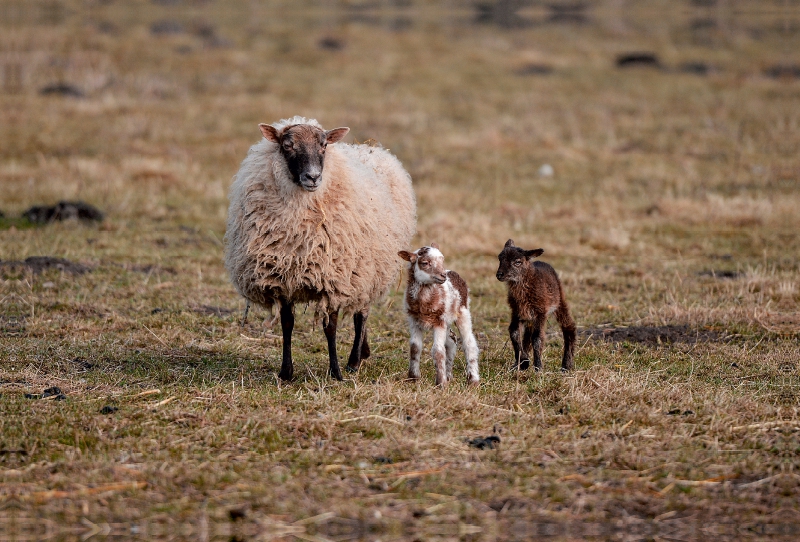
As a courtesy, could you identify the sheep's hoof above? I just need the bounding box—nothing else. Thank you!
[407,372,420,381]
[278,369,293,382]
[518,358,530,371]
[330,370,344,381]
[467,376,480,386]
[345,363,359,374]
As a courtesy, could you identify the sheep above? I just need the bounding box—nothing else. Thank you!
[225,116,416,381]
[496,239,576,372]
[398,244,480,387]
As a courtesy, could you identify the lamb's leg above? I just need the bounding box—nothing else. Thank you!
[324,310,343,381]
[520,325,533,371]
[278,301,295,381]
[407,319,423,380]
[531,314,547,372]
[456,309,480,385]
[432,325,448,387]
[508,314,525,370]
[445,330,457,382]
[557,305,577,372]
[346,310,369,373]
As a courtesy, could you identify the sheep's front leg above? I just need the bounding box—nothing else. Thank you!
[407,319,423,380]
[278,301,295,381]
[346,310,369,373]
[324,310,343,381]
[456,309,480,385]
[432,326,448,387]
[531,314,547,371]
[508,314,525,370]
[520,325,533,371]
[445,330,456,382]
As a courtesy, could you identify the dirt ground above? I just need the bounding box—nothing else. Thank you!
[1,1,799,540]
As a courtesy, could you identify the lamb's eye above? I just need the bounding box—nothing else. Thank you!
[420,261,428,267]
[513,260,522,267]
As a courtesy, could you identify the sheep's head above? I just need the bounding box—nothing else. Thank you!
[259,122,349,192]
[398,243,447,285]
[496,239,544,283]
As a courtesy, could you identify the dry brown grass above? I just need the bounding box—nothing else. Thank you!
[1,1,799,539]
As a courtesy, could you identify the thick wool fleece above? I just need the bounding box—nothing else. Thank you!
[225,118,416,317]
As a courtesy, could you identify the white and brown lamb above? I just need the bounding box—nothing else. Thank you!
[398,244,480,387]
[225,116,416,381]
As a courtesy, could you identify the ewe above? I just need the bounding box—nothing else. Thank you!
[398,244,480,387]
[225,117,416,381]
[496,239,576,372]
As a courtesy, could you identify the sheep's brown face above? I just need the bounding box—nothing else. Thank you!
[496,239,544,283]
[259,123,349,192]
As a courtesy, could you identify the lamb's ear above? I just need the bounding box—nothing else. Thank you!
[259,123,280,143]
[325,127,350,144]
[430,242,440,250]
[504,239,516,248]
[524,248,544,259]
[398,251,416,263]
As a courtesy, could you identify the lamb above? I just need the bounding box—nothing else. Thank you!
[398,244,480,387]
[225,116,416,381]
[496,239,576,372]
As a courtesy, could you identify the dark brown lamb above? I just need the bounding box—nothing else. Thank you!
[496,239,576,372]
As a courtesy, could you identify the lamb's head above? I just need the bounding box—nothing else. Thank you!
[259,122,349,192]
[398,243,447,285]
[496,239,544,283]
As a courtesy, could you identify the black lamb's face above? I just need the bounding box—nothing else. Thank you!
[259,123,349,192]
[496,239,544,283]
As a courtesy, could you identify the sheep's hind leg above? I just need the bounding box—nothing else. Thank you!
[557,305,576,372]
[324,310,343,381]
[346,310,369,373]
[278,301,295,381]
[456,309,480,385]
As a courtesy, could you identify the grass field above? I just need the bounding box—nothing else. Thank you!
[1,1,799,539]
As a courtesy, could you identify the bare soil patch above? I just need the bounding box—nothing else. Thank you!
[22,201,104,223]
[582,325,726,344]
[0,256,91,276]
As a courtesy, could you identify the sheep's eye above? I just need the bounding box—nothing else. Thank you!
[282,140,293,150]
[513,260,522,267]
[420,261,428,267]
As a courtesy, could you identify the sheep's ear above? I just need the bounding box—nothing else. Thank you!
[430,242,440,250]
[325,127,349,143]
[398,250,416,263]
[504,239,516,248]
[524,248,544,259]
[259,123,280,143]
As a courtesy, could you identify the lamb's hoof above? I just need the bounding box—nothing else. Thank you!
[518,358,530,371]
[330,369,344,381]
[561,365,573,373]
[407,372,420,381]
[435,377,449,388]
[345,364,359,374]
[278,369,293,382]
[467,376,480,386]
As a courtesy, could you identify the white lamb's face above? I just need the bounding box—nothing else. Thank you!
[413,246,446,285]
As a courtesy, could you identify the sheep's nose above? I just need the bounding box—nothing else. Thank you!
[496,272,504,281]
[304,172,321,182]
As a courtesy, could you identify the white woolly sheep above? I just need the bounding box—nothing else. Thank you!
[398,244,480,387]
[225,116,416,381]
